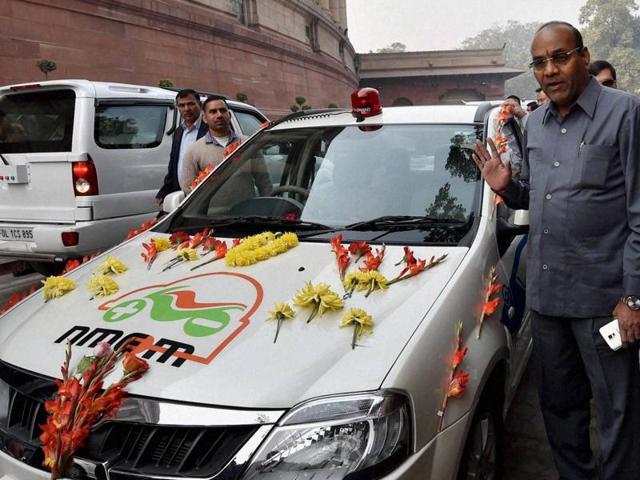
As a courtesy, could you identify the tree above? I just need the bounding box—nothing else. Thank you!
[462,21,542,99]
[36,59,57,80]
[236,92,249,103]
[580,0,640,92]
[158,79,174,88]
[290,96,311,112]
[376,42,406,53]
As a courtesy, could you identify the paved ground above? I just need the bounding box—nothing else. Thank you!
[503,361,559,479]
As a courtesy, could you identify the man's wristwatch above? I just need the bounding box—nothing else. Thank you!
[623,295,640,311]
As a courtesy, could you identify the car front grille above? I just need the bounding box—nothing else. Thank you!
[0,361,263,479]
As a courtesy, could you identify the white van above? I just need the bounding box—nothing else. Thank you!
[0,80,267,273]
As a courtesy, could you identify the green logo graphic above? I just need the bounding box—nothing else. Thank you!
[103,285,246,337]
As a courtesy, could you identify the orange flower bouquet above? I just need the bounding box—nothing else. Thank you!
[40,341,149,480]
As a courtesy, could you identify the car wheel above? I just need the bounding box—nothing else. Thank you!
[457,400,503,480]
[28,261,64,277]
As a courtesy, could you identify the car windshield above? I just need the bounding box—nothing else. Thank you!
[163,124,483,246]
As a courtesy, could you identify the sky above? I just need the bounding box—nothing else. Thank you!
[346,0,587,52]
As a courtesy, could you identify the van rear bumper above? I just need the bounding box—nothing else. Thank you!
[0,213,157,262]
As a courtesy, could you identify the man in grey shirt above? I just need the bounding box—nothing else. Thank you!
[474,22,640,479]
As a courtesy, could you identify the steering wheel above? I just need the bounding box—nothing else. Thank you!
[271,185,310,200]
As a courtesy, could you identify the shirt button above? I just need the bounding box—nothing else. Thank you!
[542,264,549,270]
[561,128,567,134]
[545,193,552,200]
[553,161,560,167]
[543,228,549,234]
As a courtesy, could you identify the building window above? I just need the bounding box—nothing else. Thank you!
[306,18,320,51]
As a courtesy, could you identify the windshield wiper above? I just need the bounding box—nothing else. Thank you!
[198,216,334,232]
[343,215,469,232]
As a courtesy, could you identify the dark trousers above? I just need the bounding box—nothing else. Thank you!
[531,311,640,480]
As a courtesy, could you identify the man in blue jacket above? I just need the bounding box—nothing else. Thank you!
[155,89,208,205]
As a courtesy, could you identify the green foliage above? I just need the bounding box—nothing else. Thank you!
[36,59,57,80]
[376,42,406,53]
[291,96,311,112]
[580,0,640,92]
[425,183,466,221]
[462,21,542,100]
[327,102,339,108]
[236,92,248,102]
[158,79,174,88]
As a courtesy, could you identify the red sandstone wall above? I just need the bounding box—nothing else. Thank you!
[360,75,509,106]
[0,0,358,117]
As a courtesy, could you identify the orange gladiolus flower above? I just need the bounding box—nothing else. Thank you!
[223,141,240,157]
[447,372,470,398]
[141,242,158,264]
[169,231,190,246]
[190,164,214,190]
[483,297,501,316]
[348,241,371,258]
[122,352,149,376]
[190,228,211,248]
[451,346,468,370]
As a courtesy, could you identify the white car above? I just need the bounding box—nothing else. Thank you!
[0,89,530,479]
[0,80,268,274]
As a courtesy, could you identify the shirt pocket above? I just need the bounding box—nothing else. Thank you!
[577,144,617,189]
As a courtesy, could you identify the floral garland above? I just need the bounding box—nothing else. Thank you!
[225,231,298,267]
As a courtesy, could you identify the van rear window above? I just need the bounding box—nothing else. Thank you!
[0,89,75,153]
[95,104,167,149]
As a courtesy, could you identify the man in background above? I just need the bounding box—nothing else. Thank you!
[535,86,549,105]
[589,59,618,89]
[155,89,207,205]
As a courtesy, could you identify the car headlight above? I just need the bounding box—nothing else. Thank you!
[241,390,411,480]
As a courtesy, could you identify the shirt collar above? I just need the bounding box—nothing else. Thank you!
[181,114,202,132]
[542,76,601,124]
[204,128,238,146]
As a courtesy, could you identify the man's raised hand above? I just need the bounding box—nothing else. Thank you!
[472,138,512,193]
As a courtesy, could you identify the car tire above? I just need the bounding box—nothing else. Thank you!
[457,396,504,480]
[29,261,65,277]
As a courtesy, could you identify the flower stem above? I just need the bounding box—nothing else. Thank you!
[351,325,357,349]
[190,255,220,271]
[274,317,282,343]
[307,305,319,323]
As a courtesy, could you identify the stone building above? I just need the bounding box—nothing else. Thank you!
[359,49,524,106]
[1,0,521,116]
[0,0,357,117]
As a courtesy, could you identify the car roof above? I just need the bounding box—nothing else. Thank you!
[0,80,264,114]
[270,104,491,130]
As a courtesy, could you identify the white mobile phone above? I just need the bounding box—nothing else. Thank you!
[599,319,622,351]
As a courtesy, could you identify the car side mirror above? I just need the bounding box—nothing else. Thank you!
[163,190,185,213]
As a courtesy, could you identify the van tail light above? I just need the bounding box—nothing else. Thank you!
[61,231,79,246]
[72,160,99,196]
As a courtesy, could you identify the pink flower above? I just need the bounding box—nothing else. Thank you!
[93,341,113,358]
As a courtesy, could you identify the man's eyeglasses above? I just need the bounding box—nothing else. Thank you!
[207,107,228,114]
[529,47,584,71]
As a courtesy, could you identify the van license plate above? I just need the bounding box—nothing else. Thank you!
[0,227,34,241]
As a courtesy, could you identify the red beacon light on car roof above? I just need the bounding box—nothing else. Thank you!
[351,88,382,119]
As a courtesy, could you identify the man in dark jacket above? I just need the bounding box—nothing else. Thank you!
[155,89,208,205]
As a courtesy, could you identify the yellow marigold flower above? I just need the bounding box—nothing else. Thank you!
[87,274,119,297]
[42,276,76,301]
[355,270,388,297]
[268,303,295,321]
[267,302,296,343]
[177,248,198,261]
[96,256,128,275]
[151,237,171,252]
[340,307,374,336]
[340,307,374,349]
[280,232,299,248]
[343,271,358,291]
[293,282,344,322]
